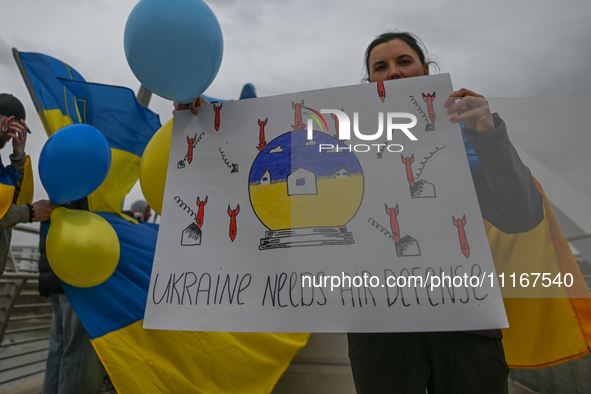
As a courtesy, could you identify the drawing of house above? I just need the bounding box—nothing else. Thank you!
[260,169,271,185]
[334,167,349,178]
[287,167,317,196]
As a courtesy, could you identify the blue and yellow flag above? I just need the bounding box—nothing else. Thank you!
[63,213,309,393]
[466,136,591,366]
[0,154,33,218]
[16,52,162,214]
[16,56,308,392]
[15,156,34,207]
[0,156,20,218]
[491,179,591,367]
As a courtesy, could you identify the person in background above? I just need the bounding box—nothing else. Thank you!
[39,198,104,394]
[0,93,54,274]
[130,199,151,222]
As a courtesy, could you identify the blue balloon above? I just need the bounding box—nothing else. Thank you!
[124,0,224,104]
[39,124,111,205]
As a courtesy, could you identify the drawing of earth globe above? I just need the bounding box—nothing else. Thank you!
[249,130,364,231]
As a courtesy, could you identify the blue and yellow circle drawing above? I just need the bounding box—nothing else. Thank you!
[249,129,364,248]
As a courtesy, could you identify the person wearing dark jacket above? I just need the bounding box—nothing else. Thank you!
[346,31,543,394]
[38,197,103,394]
[0,93,54,274]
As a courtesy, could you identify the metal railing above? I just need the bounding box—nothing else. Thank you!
[0,226,51,390]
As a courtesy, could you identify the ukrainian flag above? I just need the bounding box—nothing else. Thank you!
[62,213,308,393]
[15,156,34,207]
[16,52,308,391]
[0,157,20,218]
[16,51,161,215]
[0,155,34,219]
[461,135,591,366]
[492,179,591,367]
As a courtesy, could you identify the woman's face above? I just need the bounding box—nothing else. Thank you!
[367,39,429,83]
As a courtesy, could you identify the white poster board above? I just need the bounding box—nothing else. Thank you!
[143,74,508,332]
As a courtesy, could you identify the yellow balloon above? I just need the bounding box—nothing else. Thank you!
[46,208,120,288]
[140,118,173,215]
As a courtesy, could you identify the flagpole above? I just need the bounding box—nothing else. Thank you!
[12,48,51,135]
[137,85,152,108]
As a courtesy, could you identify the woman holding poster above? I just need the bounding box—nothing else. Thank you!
[173,31,591,394]
[346,31,571,394]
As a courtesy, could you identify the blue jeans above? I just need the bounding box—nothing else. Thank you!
[42,293,103,394]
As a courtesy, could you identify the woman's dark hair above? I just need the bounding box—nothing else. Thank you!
[363,32,438,80]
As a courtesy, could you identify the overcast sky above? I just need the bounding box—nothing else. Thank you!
[2,0,590,245]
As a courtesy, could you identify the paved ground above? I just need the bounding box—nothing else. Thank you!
[0,378,115,394]
[272,333,538,394]
[0,333,538,394]
[0,376,536,394]
[0,377,537,394]
[509,379,539,394]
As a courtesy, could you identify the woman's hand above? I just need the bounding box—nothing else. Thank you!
[444,88,495,135]
[173,96,210,115]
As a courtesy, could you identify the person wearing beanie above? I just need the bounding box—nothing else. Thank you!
[130,199,151,222]
[0,93,54,274]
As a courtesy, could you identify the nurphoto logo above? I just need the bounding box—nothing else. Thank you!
[307,109,418,153]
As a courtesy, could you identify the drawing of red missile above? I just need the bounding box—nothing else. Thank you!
[331,112,340,140]
[196,196,208,229]
[291,100,305,131]
[453,215,470,258]
[228,204,240,241]
[331,108,346,141]
[385,203,400,243]
[213,102,222,131]
[401,154,415,188]
[422,92,436,124]
[187,135,196,164]
[377,81,386,102]
[257,118,268,151]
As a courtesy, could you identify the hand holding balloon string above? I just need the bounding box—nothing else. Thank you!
[31,200,58,222]
[173,95,210,115]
